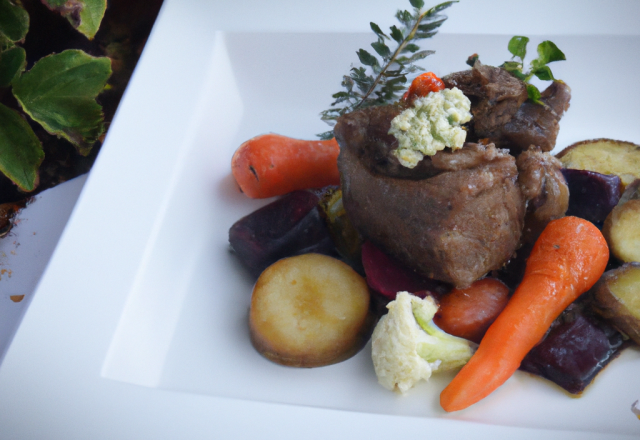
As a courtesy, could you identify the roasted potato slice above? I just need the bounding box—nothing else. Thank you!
[556,139,640,189]
[602,180,640,263]
[591,262,640,345]
[249,253,374,367]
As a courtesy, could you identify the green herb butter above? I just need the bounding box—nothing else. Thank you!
[389,87,472,168]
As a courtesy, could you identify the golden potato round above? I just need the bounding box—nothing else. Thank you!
[603,180,640,263]
[556,139,640,190]
[249,253,373,367]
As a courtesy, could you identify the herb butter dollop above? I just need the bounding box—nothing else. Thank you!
[389,87,472,168]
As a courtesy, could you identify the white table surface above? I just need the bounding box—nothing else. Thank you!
[1,1,639,439]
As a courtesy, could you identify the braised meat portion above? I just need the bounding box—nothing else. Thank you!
[494,81,571,154]
[336,105,526,288]
[517,145,569,224]
[443,61,527,136]
[443,62,571,155]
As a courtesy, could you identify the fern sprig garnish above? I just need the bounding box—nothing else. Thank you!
[318,0,458,139]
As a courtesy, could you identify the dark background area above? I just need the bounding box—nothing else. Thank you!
[0,0,164,205]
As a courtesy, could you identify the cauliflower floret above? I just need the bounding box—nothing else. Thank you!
[389,87,472,168]
[371,292,475,394]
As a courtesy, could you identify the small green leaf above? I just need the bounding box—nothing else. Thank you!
[408,49,434,62]
[0,103,44,192]
[396,10,413,26]
[415,31,437,39]
[371,40,391,58]
[418,17,446,32]
[402,43,420,53]
[526,83,541,102]
[410,0,425,9]
[0,0,29,43]
[536,40,566,64]
[532,65,555,81]
[508,36,529,61]
[0,45,25,87]
[425,0,458,15]
[370,22,388,39]
[356,49,379,67]
[41,0,106,39]
[390,25,404,43]
[12,49,112,155]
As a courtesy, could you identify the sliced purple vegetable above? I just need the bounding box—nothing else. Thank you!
[361,240,450,300]
[562,168,622,225]
[520,304,628,394]
[229,191,336,277]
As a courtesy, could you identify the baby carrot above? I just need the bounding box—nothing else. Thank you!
[231,134,341,199]
[440,216,609,412]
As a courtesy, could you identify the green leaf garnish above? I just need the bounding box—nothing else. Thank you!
[487,36,566,104]
[0,45,25,87]
[0,0,29,44]
[536,40,566,65]
[0,103,44,192]
[41,0,107,39]
[370,22,388,39]
[318,0,458,138]
[532,65,554,81]
[507,35,529,61]
[526,83,542,103]
[12,49,112,155]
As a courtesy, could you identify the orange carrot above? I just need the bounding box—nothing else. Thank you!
[402,72,445,104]
[434,278,510,344]
[440,216,609,412]
[231,134,341,199]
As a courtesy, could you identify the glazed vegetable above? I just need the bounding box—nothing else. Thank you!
[591,262,640,345]
[434,278,510,344]
[520,303,627,394]
[561,168,622,225]
[602,179,640,263]
[402,71,445,104]
[231,134,340,199]
[361,241,448,299]
[557,139,640,190]
[440,216,609,412]
[249,253,374,367]
[317,188,363,269]
[228,190,336,277]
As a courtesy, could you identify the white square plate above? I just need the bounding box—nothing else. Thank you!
[1,1,639,439]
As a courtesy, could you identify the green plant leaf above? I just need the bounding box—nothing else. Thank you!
[371,40,391,58]
[402,43,420,53]
[508,35,529,61]
[410,0,425,8]
[0,103,44,192]
[357,49,379,67]
[536,40,566,64]
[370,22,388,39]
[532,65,554,81]
[0,0,29,43]
[526,83,541,103]
[41,0,106,39]
[0,45,25,87]
[12,49,112,155]
[390,25,404,43]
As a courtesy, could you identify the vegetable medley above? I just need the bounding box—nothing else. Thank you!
[227,0,640,413]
